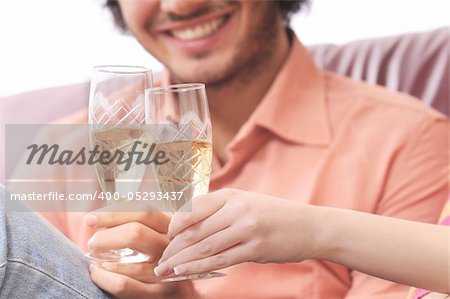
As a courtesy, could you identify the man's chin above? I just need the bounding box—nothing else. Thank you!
[169,68,229,86]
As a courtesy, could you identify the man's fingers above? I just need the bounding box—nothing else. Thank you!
[90,264,168,299]
[168,193,225,239]
[84,208,170,234]
[101,262,159,283]
[88,222,168,261]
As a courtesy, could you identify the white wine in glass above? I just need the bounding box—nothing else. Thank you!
[145,83,225,282]
[153,139,213,213]
[87,65,152,264]
[91,127,148,198]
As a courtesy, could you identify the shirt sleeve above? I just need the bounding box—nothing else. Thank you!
[345,117,449,299]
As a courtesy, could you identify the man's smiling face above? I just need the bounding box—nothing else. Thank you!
[117,0,283,85]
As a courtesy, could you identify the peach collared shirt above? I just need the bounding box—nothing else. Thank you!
[43,36,449,299]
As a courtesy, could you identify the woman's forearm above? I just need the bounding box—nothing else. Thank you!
[310,206,449,294]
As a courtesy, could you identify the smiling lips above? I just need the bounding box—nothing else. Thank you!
[170,16,226,40]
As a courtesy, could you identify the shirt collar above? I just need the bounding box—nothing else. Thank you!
[251,35,332,146]
[161,34,332,147]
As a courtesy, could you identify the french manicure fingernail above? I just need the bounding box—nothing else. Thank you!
[84,213,97,226]
[154,265,163,277]
[154,264,169,277]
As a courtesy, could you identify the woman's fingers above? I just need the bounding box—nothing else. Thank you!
[155,224,247,277]
[163,190,255,264]
[160,244,250,277]
[168,192,226,239]
[88,221,168,261]
[160,203,236,263]
[84,209,170,234]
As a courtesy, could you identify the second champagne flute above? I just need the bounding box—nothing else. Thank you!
[145,83,225,281]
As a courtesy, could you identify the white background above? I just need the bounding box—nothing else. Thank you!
[1,0,449,96]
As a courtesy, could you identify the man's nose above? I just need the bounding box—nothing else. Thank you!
[160,0,209,16]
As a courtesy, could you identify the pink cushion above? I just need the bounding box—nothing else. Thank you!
[310,27,449,115]
[0,82,89,125]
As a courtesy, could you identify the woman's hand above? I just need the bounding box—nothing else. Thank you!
[154,188,321,278]
[85,210,198,299]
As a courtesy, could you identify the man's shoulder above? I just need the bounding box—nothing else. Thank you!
[324,71,447,123]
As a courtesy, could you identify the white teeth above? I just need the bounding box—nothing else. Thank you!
[171,17,225,40]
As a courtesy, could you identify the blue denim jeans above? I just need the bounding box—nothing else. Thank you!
[0,187,109,298]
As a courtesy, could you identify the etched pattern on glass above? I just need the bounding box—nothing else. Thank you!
[90,93,145,128]
[150,113,212,212]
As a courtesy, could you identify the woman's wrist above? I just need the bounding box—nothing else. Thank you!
[300,205,345,262]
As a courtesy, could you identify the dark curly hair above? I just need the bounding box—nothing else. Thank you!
[105,0,309,32]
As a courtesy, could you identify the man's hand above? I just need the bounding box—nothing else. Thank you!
[84,210,198,298]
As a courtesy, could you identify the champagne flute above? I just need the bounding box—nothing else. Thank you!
[145,83,225,282]
[87,65,152,263]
